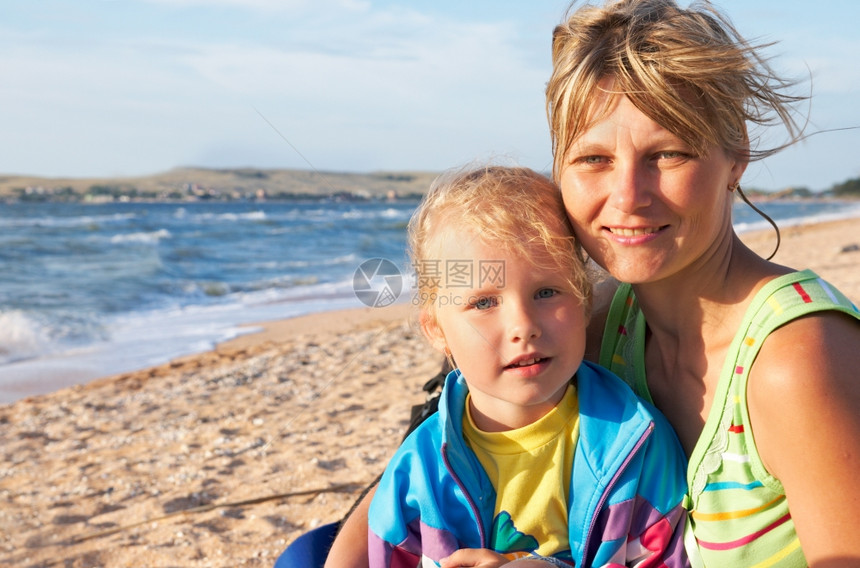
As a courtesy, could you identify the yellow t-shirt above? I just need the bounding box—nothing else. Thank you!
[462,384,579,559]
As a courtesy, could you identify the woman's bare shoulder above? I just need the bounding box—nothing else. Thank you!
[746,311,860,561]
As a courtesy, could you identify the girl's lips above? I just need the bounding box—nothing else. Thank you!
[505,356,547,369]
[503,356,552,378]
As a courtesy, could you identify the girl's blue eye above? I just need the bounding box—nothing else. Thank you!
[472,296,497,310]
[536,288,557,299]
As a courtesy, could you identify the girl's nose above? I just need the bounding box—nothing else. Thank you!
[508,302,541,342]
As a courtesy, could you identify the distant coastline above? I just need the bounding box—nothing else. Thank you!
[0,167,440,203]
[2,166,859,203]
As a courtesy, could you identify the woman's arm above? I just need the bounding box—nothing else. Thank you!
[748,312,860,566]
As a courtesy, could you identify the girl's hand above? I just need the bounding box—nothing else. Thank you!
[440,548,559,567]
[439,548,508,567]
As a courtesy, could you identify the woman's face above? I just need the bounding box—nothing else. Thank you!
[557,91,747,285]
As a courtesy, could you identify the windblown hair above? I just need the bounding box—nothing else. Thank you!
[546,0,807,180]
[408,165,591,320]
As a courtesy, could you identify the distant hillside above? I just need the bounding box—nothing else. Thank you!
[739,176,860,201]
[0,167,441,202]
[829,177,860,199]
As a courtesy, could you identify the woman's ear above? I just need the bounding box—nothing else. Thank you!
[730,158,748,187]
[419,311,448,354]
[730,129,750,182]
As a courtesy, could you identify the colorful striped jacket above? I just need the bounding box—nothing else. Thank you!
[368,361,690,567]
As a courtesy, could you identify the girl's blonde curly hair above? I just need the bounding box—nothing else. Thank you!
[407,165,592,322]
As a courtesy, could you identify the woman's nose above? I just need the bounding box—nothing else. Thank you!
[609,162,652,213]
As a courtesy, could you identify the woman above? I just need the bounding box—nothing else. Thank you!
[326,0,860,565]
[546,0,860,566]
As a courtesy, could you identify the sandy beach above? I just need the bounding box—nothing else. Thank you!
[1,217,858,567]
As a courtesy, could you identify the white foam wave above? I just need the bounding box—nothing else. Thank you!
[380,207,407,218]
[109,228,172,244]
[265,253,356,269]
[0,212,137,228]
[189,210,267,223]
[734,201,860,234]
[0,280,369,402]
[340,207,411,221]
[0,310,53,365]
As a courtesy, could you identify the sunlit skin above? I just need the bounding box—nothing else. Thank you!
[421,229,587,433]
[557,88,746,289]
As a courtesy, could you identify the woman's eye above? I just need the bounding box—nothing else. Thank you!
[577,155,605,165]
[536,288,558,299]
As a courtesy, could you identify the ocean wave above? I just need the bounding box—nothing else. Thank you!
[261,205,414,225]
[282,208,329,220]
[109,228,172,244]
[734,201,860,233]
[188,210,267,223]
[233,277,356,305]
[0,309,106,366]
[0,212,137,229]
[0,310,51,364]
[321,253,359,266]
[380,207,409,218]
[173,271,365,307]
[217,254,359,271]
[251,275,320,290]
[340,207,411,220]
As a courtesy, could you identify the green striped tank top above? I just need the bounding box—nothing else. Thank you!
[599,270,860,567]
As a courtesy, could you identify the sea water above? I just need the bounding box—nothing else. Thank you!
[0,200,417,401]
[1,198,858,402]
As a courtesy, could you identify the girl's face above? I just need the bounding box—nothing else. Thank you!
[421,229,587,432]
[557,91,747,285]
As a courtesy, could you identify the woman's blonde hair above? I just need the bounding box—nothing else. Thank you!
[408,165,591,322]
[546,0,807,180]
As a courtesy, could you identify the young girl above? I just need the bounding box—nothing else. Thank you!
[367,166,690,567]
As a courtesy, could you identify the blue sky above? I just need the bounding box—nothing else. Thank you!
[1,0,858,191]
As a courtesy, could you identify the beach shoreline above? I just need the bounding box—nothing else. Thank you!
[1,217,858,567]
